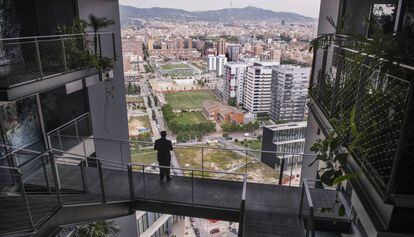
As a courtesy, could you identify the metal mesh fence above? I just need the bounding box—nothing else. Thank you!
[311,44,412,194]
[0,33,115,88]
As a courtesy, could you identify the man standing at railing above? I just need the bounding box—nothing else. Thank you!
[154,131,173,182]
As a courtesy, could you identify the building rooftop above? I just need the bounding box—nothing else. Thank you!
[265,121,308,131]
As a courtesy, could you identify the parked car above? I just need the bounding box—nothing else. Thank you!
[209,228,220,234]
[230,227,238,234]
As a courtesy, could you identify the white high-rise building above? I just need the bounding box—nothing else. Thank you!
[207,54,216,71]
[223,62,251,105]
[216,54,227,77]
[270,65,310,122]
[243,63,273,115]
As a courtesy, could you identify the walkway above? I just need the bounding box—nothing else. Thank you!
[0,163,349,237]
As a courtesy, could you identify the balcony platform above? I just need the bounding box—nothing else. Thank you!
[0,163,350,236]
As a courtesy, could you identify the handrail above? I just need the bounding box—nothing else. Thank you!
[50,134,316,157]
[303,178,314,209]
[47,112,91,135]
[319,34,414,73]
[241,175,247,200]
[0,144,43,157]
[0,165,21,171]
[130,162,245,177]
[0,32,114,42]
[51,148,126,167]
[300,178,317,237]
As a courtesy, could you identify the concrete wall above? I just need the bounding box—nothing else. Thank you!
[77,0,130,164]
[108,214,138,237]
[76,1,135,234]
[260,127,278,168]
[300,110,324,184]
[317,0,341,35]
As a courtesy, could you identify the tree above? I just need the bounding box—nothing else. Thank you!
[71,221,120,237]
[134,84,141,95]
[87,15,115,55]
[228,97,237,107]
[147,96,152,108]
[152,109,157,121]
[127,82,133,94]
[153,94,159,107]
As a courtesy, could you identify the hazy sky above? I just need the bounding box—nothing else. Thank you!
[120,0,321,18]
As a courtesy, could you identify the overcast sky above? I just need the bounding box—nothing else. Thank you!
[120,0,321,18]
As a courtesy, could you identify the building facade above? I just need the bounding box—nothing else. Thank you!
[215,54,227,77]
[227,44,241,61]
[243,63,273,115]
[207,54,216,71]
[223,62,250,105]
[261,122,307,168]
[270,65,310,123]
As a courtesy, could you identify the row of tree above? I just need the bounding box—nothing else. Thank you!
[221,121,260,132]
[127,82,140,95]
[162,104,215,142]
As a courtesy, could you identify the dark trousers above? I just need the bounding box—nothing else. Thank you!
[159,167,171,181]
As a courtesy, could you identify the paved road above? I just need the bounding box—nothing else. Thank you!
[142,78,181,174]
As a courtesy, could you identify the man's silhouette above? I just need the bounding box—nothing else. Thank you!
[154,131,173,181]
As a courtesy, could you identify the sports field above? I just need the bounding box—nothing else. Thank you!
[160,64,190,70]
[170,112,208,126]
[164,91,217,110]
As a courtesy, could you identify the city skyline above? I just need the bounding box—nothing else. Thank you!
[119,0,321,18]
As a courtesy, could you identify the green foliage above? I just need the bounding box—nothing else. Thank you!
[133,132,152,142]
[56,18,87,34]
[87,15,115,33]
[127,82,140,95]
[227,97,237,106]
[71,221,120,237]
[162,104,215,142]
[310,107,361,216]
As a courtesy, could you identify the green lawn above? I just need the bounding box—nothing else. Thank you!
[131,149,157,167]
[161,64,190,70]
[236,140,262,151]
[164,91,218,110]
[170,112,208,126]
[175,144,244,179]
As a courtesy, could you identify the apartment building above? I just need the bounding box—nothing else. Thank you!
[261,122,307,168]
[136,212,184,237]
[223,61,251,105]
[216,54,227,77]
[227,44,241,61]
[207,54,216,71]
[270,65,310,123]
[243,62,273,116]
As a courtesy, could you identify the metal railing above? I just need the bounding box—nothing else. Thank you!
[0,32,116,88]
[299,178,316,237]
[0,165,35,235]
[47,112,93,153]
[47,134,314,186]
[238,175,247,237]
[310,34,414,198]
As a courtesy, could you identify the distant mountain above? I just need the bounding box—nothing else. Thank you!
[120,5,314,24]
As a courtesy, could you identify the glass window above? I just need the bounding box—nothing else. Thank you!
[368,3,397,37]
[0,96,45,165]
[402,1,414,35]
